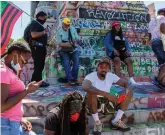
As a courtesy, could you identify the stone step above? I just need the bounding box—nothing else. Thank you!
[36,122,165,135]
[97,123,165,135]
[25,108,165,134]
[23,83,165,117]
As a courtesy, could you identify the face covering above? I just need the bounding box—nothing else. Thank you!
[70,113,80,122]
[37,19,46,25]
[10,55,21,75]
[11,60,21,74]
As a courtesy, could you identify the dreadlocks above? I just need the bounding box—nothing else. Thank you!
[58,91,88,135]
[1,41,31,58]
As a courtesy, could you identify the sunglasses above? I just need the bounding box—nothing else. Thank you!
[20,55,28,64]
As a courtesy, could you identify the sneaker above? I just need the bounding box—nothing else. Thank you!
[68,80,76,86]
[111,119,130,132]
[129,77,137,85]
[73,80,81,86]
[57,77,68,83]
[93,121,103,135]
[40,81,50,87]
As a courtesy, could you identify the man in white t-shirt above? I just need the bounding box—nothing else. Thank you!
[82,57,133,134]
[148,8,165,87]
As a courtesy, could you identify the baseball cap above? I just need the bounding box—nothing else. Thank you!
[36,11,47,18]
[158,8,165,14]
[112,21,121,27]
[97,57,110,67]
[63,18,72,25]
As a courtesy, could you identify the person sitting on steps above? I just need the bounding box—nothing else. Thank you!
[104,21,136,85]
[82,57,133,135]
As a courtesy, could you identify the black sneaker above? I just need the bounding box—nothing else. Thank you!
[93,121,103,135]
[57,77,68,83]
[73,80,81,86]
[40,81,50,87]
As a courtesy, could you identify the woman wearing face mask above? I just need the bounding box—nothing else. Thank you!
[1,41,43,135]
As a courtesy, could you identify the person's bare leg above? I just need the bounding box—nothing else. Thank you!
[124,58,137,84]
[119,89,133,111]
[86,93,102,133]
[124,58,134,77]
[111,89,133,130]
[86,93,98,114]
[113,57,121,77]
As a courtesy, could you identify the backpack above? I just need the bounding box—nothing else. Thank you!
[24,21,36,43]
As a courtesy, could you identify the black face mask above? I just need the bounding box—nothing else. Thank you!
[37,19,46,25]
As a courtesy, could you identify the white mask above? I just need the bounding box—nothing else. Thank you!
[11,54,21,75]
[11,60,21,73]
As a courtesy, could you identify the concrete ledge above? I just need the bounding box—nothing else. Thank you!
[25,108,165,134]
[23,83,165,117]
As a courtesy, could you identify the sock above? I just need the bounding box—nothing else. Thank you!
[112,109,124,123]
[92,113,100,122]
[129,77,136,84]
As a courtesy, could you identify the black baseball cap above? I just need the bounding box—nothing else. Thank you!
[36,11,47,18]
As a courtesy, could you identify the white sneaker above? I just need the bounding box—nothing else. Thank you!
[129,77,137,85]
[93,120,103,132]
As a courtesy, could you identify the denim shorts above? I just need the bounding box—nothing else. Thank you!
[151,39,165,66]
[1,117,36,135]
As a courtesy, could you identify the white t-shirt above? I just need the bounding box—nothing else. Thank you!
[149,15,165,40]
[84,72,120,93]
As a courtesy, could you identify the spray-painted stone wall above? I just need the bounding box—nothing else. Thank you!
[21,1,159,84]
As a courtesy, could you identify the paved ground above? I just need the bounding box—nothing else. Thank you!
[23,77,165,135]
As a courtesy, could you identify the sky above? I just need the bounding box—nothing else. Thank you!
[11,1,165,40]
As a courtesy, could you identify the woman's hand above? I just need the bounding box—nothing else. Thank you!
[25,80,43,94]
[21,118,32,132]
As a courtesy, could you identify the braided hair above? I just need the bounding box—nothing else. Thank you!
[1,41,31,58]
[59,91,88,135]
[111,26,123,42]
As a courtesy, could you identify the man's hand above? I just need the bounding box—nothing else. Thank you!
[125,50,131,57]
[114,49,119,56]
[65,42,73,47]
[105,94,118,104]
[44,28,49,34]
[21,118,32,132]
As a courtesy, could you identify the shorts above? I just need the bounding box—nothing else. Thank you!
[85,96,119,115]
[110,49,131,62]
